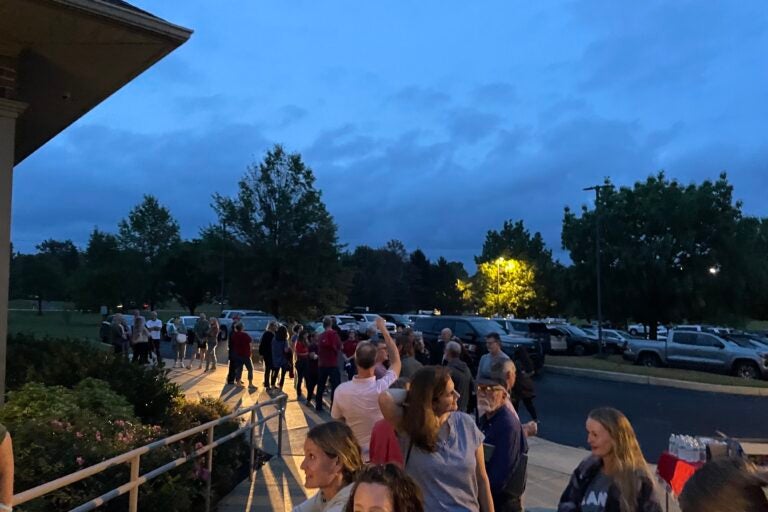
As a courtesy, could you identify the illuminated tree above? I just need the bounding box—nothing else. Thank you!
[474,257,537,317]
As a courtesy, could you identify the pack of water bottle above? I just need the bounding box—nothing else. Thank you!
[668,434,707,462]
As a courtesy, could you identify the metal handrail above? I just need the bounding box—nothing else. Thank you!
[13,394,288,512]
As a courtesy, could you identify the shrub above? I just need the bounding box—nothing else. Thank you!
[6,333,183,423]
[0,381,195,512]
[4,335,251,510]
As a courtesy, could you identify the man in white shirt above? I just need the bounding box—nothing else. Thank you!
[331,317,401,461]
[146,311,163,364]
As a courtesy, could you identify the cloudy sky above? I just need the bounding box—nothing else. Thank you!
[12,0,768,268]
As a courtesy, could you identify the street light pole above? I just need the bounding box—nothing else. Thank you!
[584,185,605,357]
[495,257,502,317]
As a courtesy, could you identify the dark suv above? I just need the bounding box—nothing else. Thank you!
[414,316,544,373]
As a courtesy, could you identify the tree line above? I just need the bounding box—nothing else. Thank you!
[9,145,768,327]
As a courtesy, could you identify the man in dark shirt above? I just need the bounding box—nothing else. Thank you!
[258,321,276,389]
[315,317,341,412]
[444,340,473,413]
[477,360,528,512]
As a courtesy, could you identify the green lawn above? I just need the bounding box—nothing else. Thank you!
[546,354,768,388]
[6,308,224,341]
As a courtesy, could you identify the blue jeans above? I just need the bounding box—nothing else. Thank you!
[315,367,340,410]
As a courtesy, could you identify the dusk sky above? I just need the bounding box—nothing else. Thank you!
[12,0,768,268]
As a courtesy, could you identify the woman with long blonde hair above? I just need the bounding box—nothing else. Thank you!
[558,407,661,512]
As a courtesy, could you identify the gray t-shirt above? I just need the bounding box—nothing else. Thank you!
[476,351,510,380]
[399,412,484,511]
[581,471,613,512]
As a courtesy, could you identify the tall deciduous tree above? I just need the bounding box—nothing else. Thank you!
[73,229,128,311]
[118,195,181,309]
[562,172,751,337]
[165,240,218,315]
[344,241,411,312]
[211,144,347,318]
[476,220,560,316]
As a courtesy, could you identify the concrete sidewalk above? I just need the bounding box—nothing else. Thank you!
[167,359,679,512]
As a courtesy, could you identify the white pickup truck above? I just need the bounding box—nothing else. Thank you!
[218,309,269,340]
[350,313,396,335]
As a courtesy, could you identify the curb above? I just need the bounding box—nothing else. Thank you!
[545,365,768,397]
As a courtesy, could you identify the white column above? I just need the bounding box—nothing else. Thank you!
[0,98,27,404]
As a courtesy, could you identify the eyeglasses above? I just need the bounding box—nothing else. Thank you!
[477,385,504,393]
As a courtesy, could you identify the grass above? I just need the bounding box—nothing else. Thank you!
[6,307,224,341]
[546,354,768,389]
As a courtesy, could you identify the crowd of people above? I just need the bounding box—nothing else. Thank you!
[101,311,768,512]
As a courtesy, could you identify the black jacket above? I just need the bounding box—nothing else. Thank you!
[558,456,662,512]
[259,331,274,359]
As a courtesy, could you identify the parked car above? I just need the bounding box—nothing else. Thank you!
[598,329,641,354]
[218,309,269,340]
[675,324,733,335]
[378,313,414,329]
[623,329,768,380]
[627,323,669,338]
[494,318,552,354]
[312,315,359,333]
[239,316,277,353]
[350,313,396,335]
[413,315,544,374]
[546,324,601,356]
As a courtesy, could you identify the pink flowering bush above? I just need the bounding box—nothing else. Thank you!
[0,380,195,511]
[2,336,250,511]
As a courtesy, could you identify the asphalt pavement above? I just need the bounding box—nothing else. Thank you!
[525,372,768,461]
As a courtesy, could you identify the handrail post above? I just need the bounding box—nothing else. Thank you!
[205,426,214,512]
[128,455,140,512]
[277,396,285,459]
[249,409,256,482]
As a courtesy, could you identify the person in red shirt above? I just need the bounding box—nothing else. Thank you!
[294,330,311,400]
[227,322,256,389]
[369,378,409,467]
[315,317,342,412]
[342,330,358,380]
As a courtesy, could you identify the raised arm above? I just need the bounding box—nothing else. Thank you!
[376,317,401,377]
[377,389,406,427]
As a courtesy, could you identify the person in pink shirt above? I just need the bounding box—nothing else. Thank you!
[332,318,401,461]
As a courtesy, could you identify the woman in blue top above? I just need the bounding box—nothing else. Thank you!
[379,366,494,512]
[271,324,291,390]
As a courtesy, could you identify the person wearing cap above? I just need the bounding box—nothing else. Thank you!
[477,360,530,512]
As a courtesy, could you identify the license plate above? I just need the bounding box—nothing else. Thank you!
[550,335,568,351]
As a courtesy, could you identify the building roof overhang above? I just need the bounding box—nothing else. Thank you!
[0,0,192,164]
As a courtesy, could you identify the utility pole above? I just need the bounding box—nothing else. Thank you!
[584,185,606,357]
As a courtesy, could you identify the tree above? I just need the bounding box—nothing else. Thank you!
[562,172,750,337]
[431,257,468,314]
[407,249,432,310]
[165,240,218,314]
[118,195,181,309]
[36,239,81,301]
[74,229,135,312]
[211,144,347,318]
[473,258,537,317]
[476,220,560,316]
[344,241,411,312]
[12,253,65,314]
